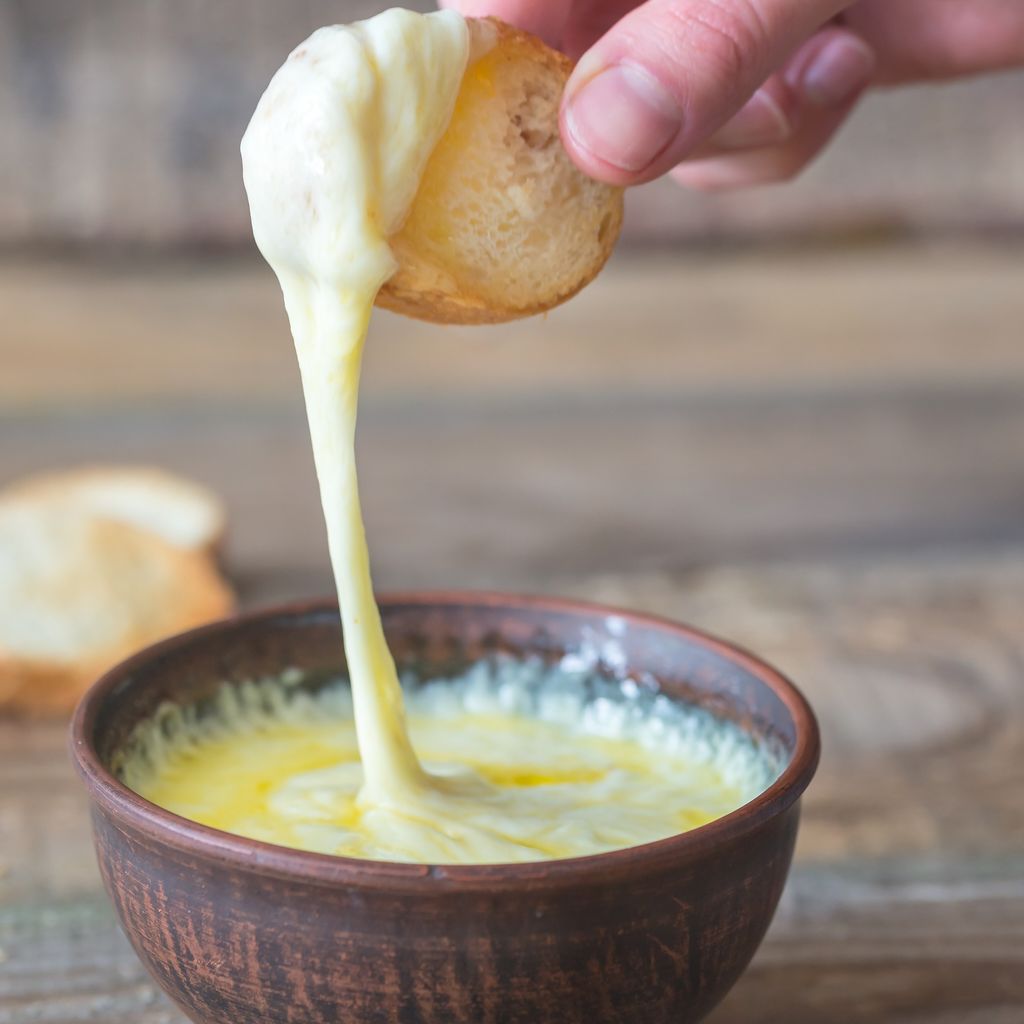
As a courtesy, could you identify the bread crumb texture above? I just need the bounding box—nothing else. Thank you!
[377,19,623,324]
[0,467,233,715]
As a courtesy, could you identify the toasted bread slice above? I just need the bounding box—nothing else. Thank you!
[376,19,623,325]
[4,465,226,557]
[0,502,234,715]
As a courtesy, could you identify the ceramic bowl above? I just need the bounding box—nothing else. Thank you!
[71,593,819,1024]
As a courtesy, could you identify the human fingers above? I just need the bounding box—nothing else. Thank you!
[559,0,852,185]
[561,0,643,60]
[669,90,858,189]
[671,27,873,188]
[844,0,1024,83]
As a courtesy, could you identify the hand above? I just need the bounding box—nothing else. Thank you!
[442,0,1024,189]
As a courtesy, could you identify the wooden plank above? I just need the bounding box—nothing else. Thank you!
[5,246,1024,413]
[2,2,1024,245]
[716,859,1024,1023]
[4,246,1022,599]
[3,385,1024,597]
[2,553,1023,1021]
[565,554,1024,859]
[0,896,176,1024]
[3,247,1023,1020]
[3,859,1022,1023]
[3,553,1023,887]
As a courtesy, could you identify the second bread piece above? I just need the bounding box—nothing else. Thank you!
[0,502,234,714]
[377,19,624,325]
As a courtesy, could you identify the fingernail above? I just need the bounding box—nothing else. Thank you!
[713,89,791,150]
[801,36,875,107]
[565,64,682,173]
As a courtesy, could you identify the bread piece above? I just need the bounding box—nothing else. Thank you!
[0,503,234,715]
[4,465,226,557]
[376,19,623,324]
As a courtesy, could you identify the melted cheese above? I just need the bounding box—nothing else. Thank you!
[229,8,770,864]
[128,664,768,864]
[241,8,471,805]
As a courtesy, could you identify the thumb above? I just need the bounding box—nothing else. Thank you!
[561,0,851,184]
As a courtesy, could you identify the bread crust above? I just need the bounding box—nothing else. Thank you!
[375,244,619,324]
[0,485,234,717]
[5,465,227,557]
[0,532,234,716]
[376,19,624,325]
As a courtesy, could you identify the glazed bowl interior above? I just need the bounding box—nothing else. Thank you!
[76,592,816,876]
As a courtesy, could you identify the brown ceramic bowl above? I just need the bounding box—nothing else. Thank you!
[71,592,819,1024]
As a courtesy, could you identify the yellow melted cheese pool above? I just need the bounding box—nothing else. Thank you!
[124,659,777,864]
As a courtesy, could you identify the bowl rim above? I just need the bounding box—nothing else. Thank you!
[70,590,820,892]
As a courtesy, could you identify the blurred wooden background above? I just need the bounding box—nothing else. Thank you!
[3,3,1024,1022]
[3,0,1024,249]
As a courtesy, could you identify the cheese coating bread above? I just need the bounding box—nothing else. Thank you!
[0,469,234,715]
[376,19,624,324]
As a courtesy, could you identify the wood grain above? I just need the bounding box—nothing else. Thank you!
[5,245,1024,413]
[1,1,1024,246]
[1,248,1023,1021]
[3,249,1024,598]
[2,554,1023,1022]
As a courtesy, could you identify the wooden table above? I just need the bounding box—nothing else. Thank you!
[2,247,1023,1021]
